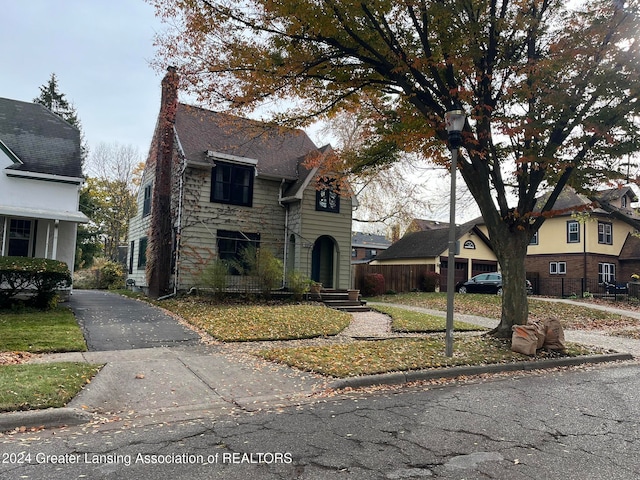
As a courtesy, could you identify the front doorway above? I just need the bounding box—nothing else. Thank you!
[311,235,336,288]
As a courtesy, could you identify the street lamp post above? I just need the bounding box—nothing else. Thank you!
[444,109,466,357]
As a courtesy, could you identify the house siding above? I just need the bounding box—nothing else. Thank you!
[298,184,352,289]
[126,166,155,290]
[175,167,287,289]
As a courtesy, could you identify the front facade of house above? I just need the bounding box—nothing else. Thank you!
[524,186,640,294]
[0,97,87,274]
[127,68,353,295]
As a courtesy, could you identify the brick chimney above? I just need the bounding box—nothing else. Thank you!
[148,66,179,298]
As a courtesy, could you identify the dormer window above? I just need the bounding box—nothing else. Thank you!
[316,179,340,213]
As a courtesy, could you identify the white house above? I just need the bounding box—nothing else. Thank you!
[0,97,88,275]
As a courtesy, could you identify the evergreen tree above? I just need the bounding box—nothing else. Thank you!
[34,73,88,163]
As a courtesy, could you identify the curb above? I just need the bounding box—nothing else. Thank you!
[0,407,94,434]
[327,353,634,390]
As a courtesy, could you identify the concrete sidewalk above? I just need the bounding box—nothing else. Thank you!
[0,294,637,433]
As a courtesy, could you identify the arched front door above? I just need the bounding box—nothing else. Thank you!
[311,235,335,288]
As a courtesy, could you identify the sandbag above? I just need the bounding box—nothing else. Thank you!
[511,324,539,356]
[542,317,566,352]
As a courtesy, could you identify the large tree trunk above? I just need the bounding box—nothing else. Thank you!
[484,223,531,338]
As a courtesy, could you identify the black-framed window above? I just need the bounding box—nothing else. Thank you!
[567,220,580,243]
[217,230,260,274]
[142,184,152,217]
[598,221,613,245]
[7,219,32,257]
[316,179,340,213]
[138,237,148,268]
[210,162,254,207]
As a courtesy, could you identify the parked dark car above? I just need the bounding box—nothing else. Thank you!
[455,272,533,295]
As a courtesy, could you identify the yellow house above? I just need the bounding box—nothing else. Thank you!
[524,186,640,296]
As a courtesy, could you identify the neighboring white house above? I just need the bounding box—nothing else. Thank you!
[0,97,88,275]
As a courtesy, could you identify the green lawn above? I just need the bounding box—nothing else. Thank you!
[160,298,352,341]
[0,307,87,353]
[259,336,597,378]
[0,362,101,412]
[372,304,486,333]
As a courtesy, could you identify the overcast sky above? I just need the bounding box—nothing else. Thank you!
[1,0,166,158]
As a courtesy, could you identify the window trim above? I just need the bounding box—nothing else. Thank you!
[549,261,567,275]
[529,231,539,246]
[142,184,152,217]
[210,161,254,207]
[137,237,148,269]
[598,221,613,245]
[315,179,340,213]
[598,262,616,283]
[567,220,580,243]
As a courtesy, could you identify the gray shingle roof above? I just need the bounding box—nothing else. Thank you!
[175,103,319,179]
[0,97,83,178]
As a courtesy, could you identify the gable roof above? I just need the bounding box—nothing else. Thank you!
[0,97,83,179]
[175,103,319,179]
[352,232,392,249]
[375,222,490,261]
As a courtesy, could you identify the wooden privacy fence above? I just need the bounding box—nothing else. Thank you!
[353,264,436,293]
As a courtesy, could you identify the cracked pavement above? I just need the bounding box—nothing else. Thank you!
[1,361,639,479]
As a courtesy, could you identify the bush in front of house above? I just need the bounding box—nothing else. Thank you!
[72,257,125,290]
[421,271,440,292]
[0,256,72,309]
[363,273,386,297]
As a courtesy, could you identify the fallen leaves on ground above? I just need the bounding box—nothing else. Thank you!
[0,351,35,365]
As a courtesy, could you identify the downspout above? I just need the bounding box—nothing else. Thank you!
[278,179,288,288]
[1,216,7,255]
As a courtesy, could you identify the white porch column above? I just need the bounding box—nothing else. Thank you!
[51,219,59,260]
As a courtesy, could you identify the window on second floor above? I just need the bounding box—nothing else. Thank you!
[316,179,340,213]
[210,162,254,207]
[528,231,539,245]
[567,220,580,243]
[598,221,613,245]
[142,184,152,217]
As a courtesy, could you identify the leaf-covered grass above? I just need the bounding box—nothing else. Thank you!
[372,304,486,333]
[0,362,102,412]
[0,307,87,353]
[372,292,640,330]
[160,298,352,341]
[259,336,598,378]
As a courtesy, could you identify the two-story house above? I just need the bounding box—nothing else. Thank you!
[127,68,354,296]
[0,97,87,276]
[525,186,640,295]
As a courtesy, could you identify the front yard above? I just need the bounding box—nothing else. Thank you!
[0,307,101,413]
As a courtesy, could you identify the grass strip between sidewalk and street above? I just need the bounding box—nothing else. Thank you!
[258,336,600,378]
[0,362,102,412]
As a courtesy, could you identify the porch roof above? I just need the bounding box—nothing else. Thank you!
[0,205,89,223]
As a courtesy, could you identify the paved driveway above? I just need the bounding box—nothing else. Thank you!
[69,290,201,351]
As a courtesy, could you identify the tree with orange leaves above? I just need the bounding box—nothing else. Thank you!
[148,0,640,336]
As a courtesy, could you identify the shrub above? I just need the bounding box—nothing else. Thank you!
[421,271,440,292]
[199,259,229,298]
[72,257,125,290]
[287,270,312,301]
[363,273,386,297]
[0,257,71,309]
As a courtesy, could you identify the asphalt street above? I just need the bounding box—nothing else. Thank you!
[1,360,639,479]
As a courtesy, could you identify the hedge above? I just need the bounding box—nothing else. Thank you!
[0,257,72,309]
